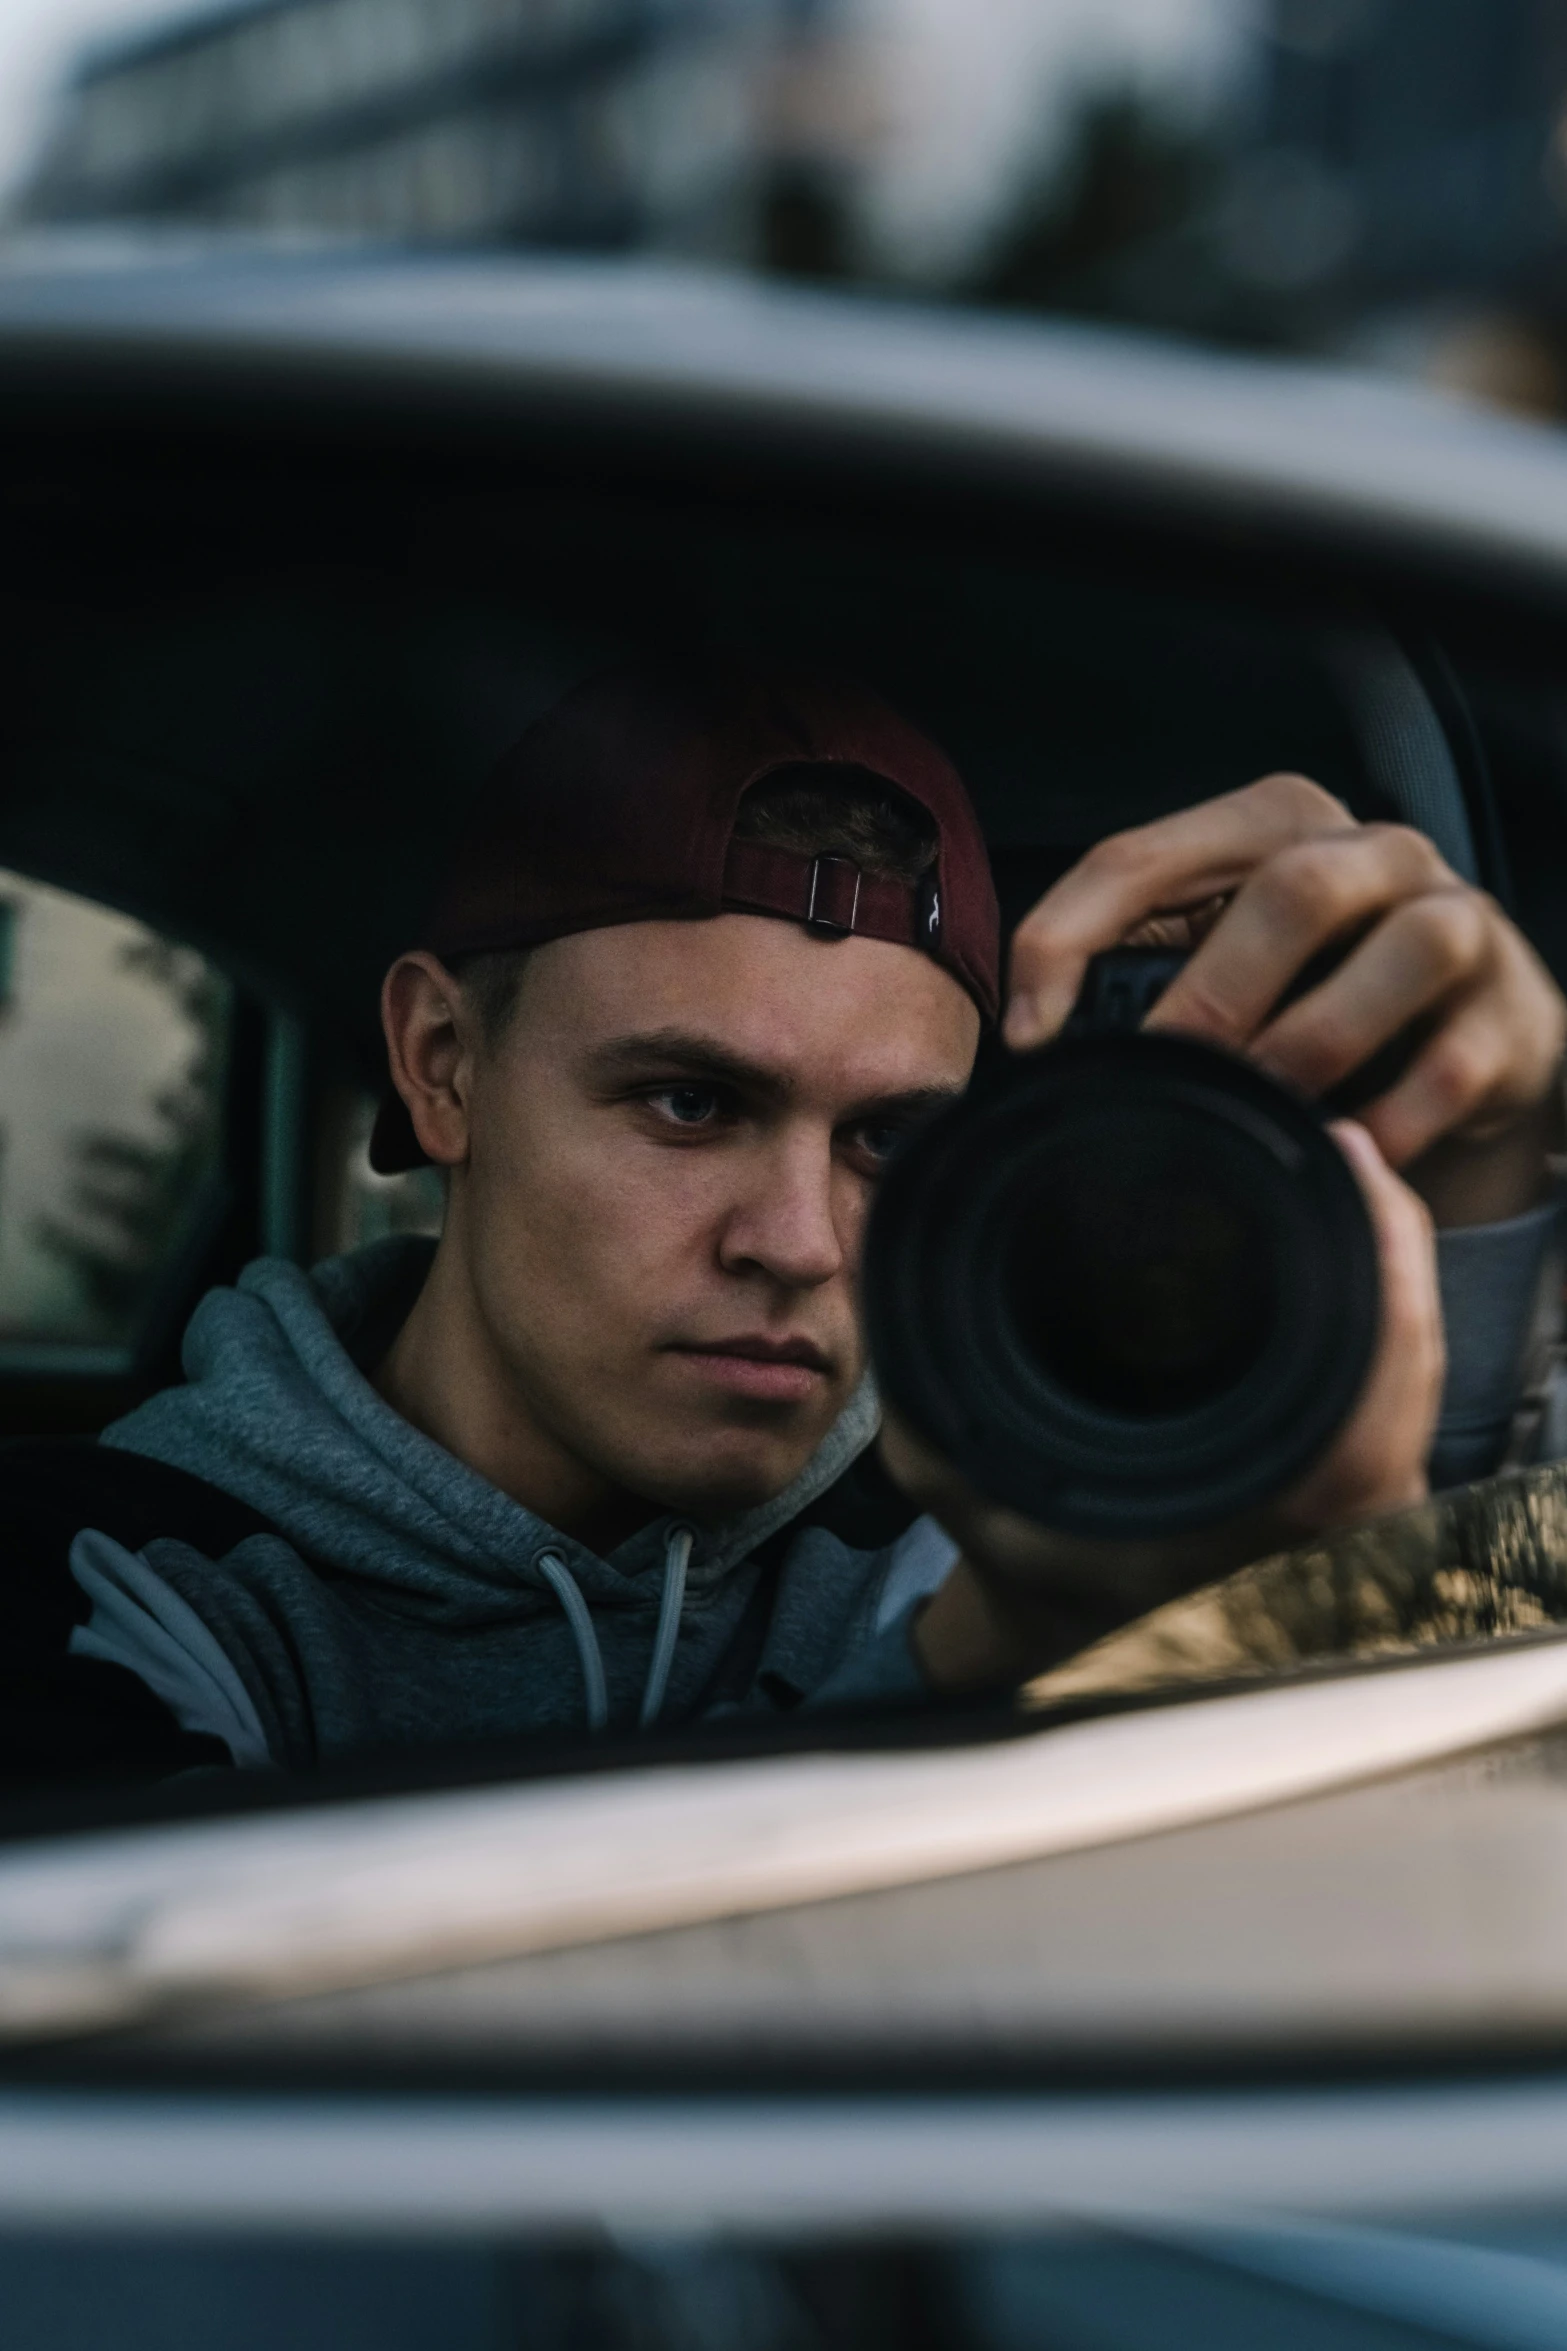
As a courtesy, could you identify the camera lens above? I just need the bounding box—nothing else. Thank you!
[1005,1112,1275,1418]
[863,1031,1379,1540]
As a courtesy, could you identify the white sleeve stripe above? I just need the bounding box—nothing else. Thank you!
[873,1514,959,1632]
[67,1529,273,1771]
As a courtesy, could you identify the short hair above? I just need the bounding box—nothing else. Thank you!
[459,763,938,1048]
[456,946,533,1051]
[731,762,939,884]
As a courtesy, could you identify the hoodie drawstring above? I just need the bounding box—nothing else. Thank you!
[534,1550,609,1732]
[536,1523,694,1734]
[640,1524,693,1729]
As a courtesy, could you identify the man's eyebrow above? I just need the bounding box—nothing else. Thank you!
[585,1031,963,1118]
[861,1085,965,1121]
[587,1031,791,1100]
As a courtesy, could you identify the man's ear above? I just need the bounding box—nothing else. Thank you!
[380,952,474,1168]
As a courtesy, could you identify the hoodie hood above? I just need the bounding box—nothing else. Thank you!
[103,1238,881,1632]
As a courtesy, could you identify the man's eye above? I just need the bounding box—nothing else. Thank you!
[648,1085,723,1127]
[851,1121,905,1164]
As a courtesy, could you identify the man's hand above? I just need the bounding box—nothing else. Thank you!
[1005,774,1567,1225]
[890,769,1545,1695]
[896,1118,1445,1695]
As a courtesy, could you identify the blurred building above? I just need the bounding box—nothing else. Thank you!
[1218,0,1567,389]
[16,0,812,254]
[971,0,1567,411]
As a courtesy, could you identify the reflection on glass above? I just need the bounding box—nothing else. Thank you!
[0,871,230,1354]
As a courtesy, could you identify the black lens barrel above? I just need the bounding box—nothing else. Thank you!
[863,1029,1380,1540]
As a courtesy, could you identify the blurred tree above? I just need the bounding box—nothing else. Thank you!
[759,162,854,281]
[37,939,228,1341]
[973,84,1222,326]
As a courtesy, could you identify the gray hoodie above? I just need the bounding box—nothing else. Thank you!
[75,1239,951,1771]
[70,1192,1564,1773]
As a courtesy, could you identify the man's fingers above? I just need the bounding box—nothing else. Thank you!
[1358,995,1534,1167]
[1145,826,1457,1054]
[1330,1117,1437,1314]
[1336,1116,1445,1454]
[1329,920,1565,1167]
[1281,1121,1443,1529]
[1009,771,1564,1220]
[1239,882,1489,1099]
[1005,772,1350,1048]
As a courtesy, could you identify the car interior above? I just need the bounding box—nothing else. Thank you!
[6,322,1567,2351]
[0,360,1563,1733]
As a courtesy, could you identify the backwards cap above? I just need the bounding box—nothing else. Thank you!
[372,661,1000,1172]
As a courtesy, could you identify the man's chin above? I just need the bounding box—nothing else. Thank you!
[583,1367,854,1525]
[635,1429,831,1525]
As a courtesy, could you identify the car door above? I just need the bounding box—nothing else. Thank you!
[2,246,1567,2351]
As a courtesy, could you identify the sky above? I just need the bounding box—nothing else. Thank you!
[0,0,1249,257]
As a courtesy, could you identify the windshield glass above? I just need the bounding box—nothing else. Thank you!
[3,0,1563,428]
[0,439,1558,1794]
[2,1,1567,2119]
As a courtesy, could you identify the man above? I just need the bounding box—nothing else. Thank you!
[16,663,1566,1777]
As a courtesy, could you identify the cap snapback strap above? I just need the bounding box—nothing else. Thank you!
[722,839,939,950]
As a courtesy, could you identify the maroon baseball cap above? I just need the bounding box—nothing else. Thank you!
[371,661,1000,1173]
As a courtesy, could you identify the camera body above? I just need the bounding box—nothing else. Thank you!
[862,950,1381,1540]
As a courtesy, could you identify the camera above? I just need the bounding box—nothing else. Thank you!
[862,948,1382,1540]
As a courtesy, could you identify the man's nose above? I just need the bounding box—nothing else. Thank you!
[719,1132,846,1290]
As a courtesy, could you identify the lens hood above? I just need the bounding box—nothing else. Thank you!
[863,1030,1380,1540]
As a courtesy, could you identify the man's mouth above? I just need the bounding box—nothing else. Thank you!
[666,1335,833,1403]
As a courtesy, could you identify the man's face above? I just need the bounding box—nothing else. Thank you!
[452,914,980,1524]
